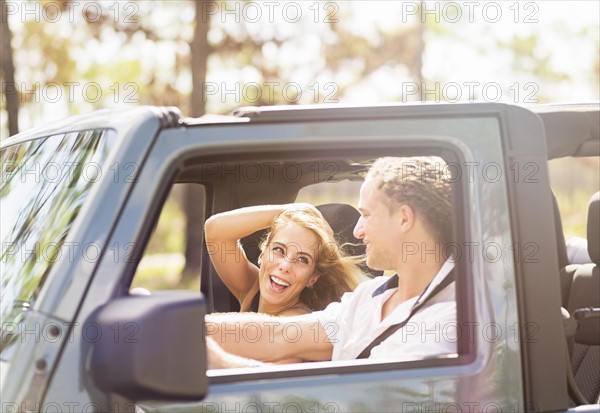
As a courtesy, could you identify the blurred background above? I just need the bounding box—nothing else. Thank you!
[1,0,598,288]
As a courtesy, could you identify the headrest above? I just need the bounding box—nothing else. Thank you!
[588,192,599,264]
[315,203,362,255]
[567,268,600,346]
[316,203,382,277]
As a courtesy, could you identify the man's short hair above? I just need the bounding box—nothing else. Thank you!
[366,156,452,245]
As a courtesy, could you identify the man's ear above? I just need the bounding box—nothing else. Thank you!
[397,204,415,231]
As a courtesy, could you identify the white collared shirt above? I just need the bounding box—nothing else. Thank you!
[316,260,457,360]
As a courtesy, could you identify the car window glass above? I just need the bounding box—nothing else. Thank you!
[0,129,115,354]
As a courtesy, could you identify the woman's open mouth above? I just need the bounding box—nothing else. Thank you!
[269,275,290,293]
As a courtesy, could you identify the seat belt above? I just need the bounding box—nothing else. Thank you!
[356,269,455,359]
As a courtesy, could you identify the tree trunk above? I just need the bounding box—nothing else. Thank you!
[190,0,211,119]
[0,0,20,137]
[181,0,211,281]
[416,1,426,101]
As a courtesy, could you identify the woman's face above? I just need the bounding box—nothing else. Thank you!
[258,222,320,309]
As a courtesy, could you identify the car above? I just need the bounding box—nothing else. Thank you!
[1,102,598,412]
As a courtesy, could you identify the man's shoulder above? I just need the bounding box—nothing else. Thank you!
[333,275,395,307]
[355,274,398,296]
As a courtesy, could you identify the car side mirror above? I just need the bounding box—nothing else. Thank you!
[84,292,207,401]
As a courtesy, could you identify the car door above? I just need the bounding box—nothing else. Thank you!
[41,103,566,412]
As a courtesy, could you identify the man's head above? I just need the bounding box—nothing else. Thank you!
[353,156,452,271]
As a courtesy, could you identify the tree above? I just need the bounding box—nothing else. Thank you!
[1,0,19,137]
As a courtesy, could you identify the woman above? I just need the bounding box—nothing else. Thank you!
[204,203,365,316]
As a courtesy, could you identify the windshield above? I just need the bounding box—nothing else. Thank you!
[0,129,115,354]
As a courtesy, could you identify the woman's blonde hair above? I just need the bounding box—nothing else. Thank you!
[261,204,367,311]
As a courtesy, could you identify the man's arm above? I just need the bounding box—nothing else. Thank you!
[205,312,334,364]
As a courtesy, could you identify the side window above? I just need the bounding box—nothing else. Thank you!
[124,146,468,382]
[200,153,467,376]
[130,152,466,374]
[130,183,205,292]
[1,130,115,350]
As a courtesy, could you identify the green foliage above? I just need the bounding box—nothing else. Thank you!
[130,253,196,291]
[498,34,569,82]
[146,196,185,254]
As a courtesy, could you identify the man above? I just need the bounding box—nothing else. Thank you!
[207,156,456,367]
